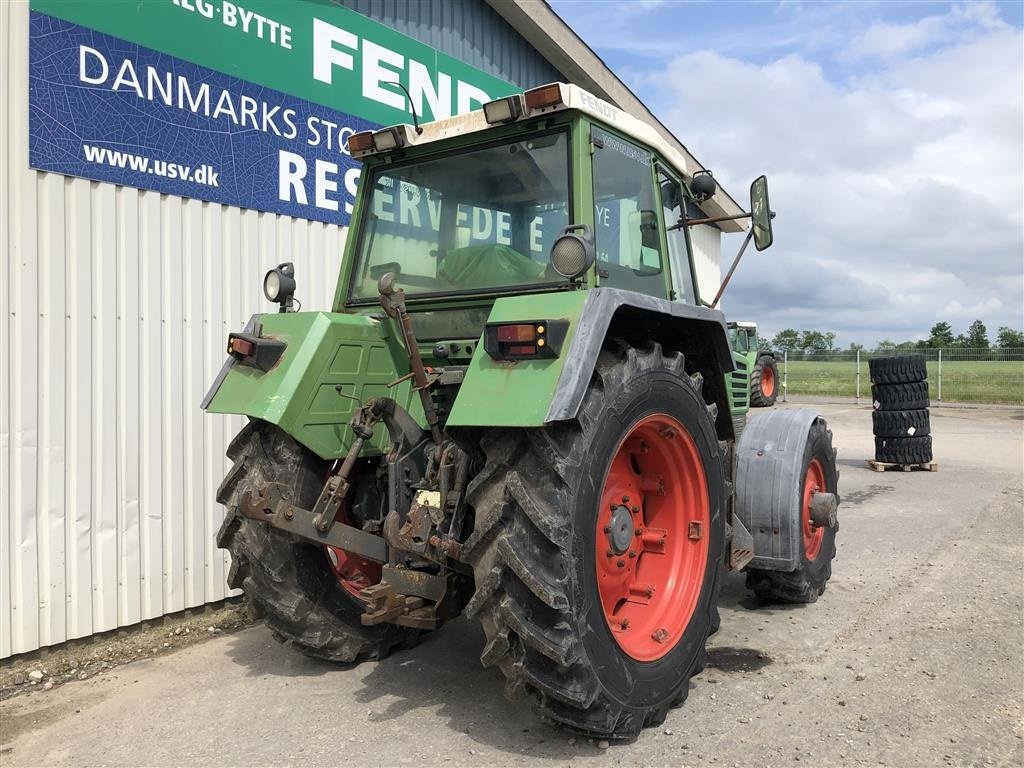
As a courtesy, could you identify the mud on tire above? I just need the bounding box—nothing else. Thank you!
[461,341,727,740]
[216,420,419,662]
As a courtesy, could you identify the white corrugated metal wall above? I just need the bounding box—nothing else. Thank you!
[690,223,722,303]
[1,1,345,658]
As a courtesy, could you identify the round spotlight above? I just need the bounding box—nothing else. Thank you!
[550,224,596,280]
[263,262,296,310]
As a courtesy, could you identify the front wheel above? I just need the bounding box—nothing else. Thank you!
[750,354,779,407]
[462,342,727,739]
[745,418,838,602]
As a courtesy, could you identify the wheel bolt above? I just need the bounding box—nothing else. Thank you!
[628,550,636,558]
[607,550,615,558]
[621,495,630,503]
[651,628,670,643]
[620,618,630,630]
[603,525,612,533]
[617,559,625,568]
[630,505,640,513]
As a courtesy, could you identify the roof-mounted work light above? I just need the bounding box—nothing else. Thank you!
[483,95,524,124]
[372,127,405,152]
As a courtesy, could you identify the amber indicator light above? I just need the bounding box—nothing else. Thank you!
[347,131,375,153]
[524,84,562,110]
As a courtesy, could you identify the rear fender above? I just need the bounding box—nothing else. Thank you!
[203,311,418,459]
[446,288,735,437]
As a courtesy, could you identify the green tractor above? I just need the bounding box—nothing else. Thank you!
[203,83,840,740]
[729,321,781,407]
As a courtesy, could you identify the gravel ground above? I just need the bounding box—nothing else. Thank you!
[1,401,1021,767]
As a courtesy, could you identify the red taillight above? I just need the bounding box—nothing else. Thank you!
[524,84,563,110]
[496,324,537,343]
[347,131,375,153]
[507,345,537,356]
[229,337,255,356]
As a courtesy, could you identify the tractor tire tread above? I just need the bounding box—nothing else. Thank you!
[749,354,779,408]
[871,381,930,411]
[871,408,931,438]
[868,354,927,385]
[217,421,418,663]
[464,341,723,740]
[874,435,933,464]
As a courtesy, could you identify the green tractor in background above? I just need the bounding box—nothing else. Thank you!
[729,321,781,407]
[203,83,840,740]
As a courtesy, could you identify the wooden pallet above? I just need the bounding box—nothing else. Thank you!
[866,459,938,473]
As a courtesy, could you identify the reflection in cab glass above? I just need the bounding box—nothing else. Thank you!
[351,132,570,300]
[591,126,665,299]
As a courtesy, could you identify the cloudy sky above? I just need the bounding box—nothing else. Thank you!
[551,0,1024,347]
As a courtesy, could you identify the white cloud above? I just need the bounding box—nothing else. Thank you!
[844,2,1007,61]
[639,8,1023,346]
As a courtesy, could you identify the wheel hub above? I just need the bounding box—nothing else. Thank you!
[607,505,635,554]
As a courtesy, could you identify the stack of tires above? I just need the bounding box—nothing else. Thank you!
[869,354,933,465]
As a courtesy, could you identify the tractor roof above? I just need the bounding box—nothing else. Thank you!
[352,82,748,232]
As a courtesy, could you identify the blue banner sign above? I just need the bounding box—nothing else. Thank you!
[29,11,383,224]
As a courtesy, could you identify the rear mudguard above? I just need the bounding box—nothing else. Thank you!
[446,287,735,429]
[734,408,827,571]
[202,311,419,459]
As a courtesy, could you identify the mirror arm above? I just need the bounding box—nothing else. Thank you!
[679,211,753,229]
[710,228,754,309]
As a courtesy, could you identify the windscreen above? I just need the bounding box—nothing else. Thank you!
[350,132,571,300]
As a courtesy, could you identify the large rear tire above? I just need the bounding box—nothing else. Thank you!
[750,354,779,407]
[745,418,838,603]
[462,342,727,739]
[216,420,419,661]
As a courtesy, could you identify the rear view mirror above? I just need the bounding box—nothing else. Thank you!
[750,175,773,251]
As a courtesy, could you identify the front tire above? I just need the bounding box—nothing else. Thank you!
[462,342,727,739]
[750,354,779,407]
[216,421,419,661]
[745,418,838,603]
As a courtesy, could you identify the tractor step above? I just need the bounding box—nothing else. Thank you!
[865,459,938,473]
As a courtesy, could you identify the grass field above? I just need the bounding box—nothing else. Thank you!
[783,360,1024,404]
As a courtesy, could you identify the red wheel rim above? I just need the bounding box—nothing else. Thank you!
[595,413,710,662]
[801,458,825,561]
[761,364,775,397]
[325,545,382,600]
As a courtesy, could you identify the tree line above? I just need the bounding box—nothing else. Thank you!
[765,321,1024,360]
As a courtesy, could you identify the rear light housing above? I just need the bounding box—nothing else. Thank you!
[524,83,564,111]
[226,331,287,372]
[347,131,375,155]
[484,320,569,361]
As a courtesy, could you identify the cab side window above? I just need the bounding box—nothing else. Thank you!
[591,126,665,298]
[658,169,697,304]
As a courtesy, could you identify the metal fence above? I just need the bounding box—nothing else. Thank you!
[779,348,1024,405]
